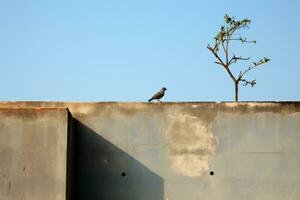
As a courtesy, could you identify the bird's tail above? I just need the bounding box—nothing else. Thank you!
[148,98,153,102]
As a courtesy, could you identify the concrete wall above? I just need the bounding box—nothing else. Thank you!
[0,102,300,200]
[0,107,71,200]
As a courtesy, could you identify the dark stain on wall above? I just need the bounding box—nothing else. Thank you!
[0,108,66,120]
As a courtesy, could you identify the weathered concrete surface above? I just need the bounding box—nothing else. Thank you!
[0,102,300,200]
[0,107,70,200]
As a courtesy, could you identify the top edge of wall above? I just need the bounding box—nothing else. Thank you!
[0,101,299,104]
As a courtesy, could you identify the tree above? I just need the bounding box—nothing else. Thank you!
[207,14,270,102]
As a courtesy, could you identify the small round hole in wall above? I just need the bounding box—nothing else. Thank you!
[121,172,126,177]
[210,171,214,176]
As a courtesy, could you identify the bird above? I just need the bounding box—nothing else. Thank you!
[148,87,167,103]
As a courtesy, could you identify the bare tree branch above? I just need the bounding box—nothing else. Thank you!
[207,45,226,66]
[207,14,270,101]
[214,61,223,66]
[228,55,251,65]
[207,44,236,82]
[224,38,256,44]
[239,57,270,79]
[240,79,256,87]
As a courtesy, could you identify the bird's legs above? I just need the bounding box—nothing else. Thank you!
[158,99,162,104]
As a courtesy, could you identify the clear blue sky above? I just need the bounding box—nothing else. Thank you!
[0,0,299,101]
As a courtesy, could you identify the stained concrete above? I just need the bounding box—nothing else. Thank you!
[0,107,71,200]
[0,102,300,200]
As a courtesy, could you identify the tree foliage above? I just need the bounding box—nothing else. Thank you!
[207,14,270,101]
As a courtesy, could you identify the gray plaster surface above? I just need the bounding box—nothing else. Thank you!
[0,102,299,200]
[0,107,69,200]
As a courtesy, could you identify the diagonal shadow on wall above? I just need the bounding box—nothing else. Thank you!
[73,119,164,200]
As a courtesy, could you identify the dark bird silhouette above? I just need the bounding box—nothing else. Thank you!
[148,87,167,103]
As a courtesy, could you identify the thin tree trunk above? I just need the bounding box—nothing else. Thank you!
[234,81,239,102]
